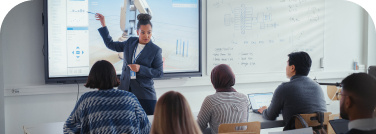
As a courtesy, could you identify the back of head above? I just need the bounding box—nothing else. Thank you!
[85,60,119,89]
[341,73,376,112]
[211,64,236,91]
[288,51,312,76]
[137,13,152,30]
[151,91,201,134]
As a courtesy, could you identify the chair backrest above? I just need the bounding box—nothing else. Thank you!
[327,114,340,134]
[327,86,341,101]
[295,112,332,129]
[218,122,261,134]
[329,114,340,120]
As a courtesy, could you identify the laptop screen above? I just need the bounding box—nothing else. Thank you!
[329,119,349,134]
[248,93,273,110]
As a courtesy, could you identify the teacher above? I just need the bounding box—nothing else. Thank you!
[96,13,163,115]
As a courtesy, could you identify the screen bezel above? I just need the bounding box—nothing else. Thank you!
[248,92,274,110]
[43,0,202,84]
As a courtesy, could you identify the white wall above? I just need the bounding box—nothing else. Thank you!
[1,0,45,89]
[368,16,376,67]
[1,0,374,134]
[2,1,46,133]
[0,10,6,134]
[324,0,367,70]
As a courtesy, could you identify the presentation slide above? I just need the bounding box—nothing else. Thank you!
[47,0,199,78]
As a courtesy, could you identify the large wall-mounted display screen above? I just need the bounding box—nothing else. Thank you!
[44,0,201,83]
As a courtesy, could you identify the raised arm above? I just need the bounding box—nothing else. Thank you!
[96,13,126,52]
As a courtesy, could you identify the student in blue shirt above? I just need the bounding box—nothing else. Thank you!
[63,60,150,134]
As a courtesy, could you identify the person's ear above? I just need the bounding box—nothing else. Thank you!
[291,65,295,71]
[345,96,353,109]
[136,29,140,36]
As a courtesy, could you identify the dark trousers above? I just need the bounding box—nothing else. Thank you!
[129,86,156,115]
[138,99,156,115]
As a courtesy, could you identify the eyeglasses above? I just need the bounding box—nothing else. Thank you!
[335,92,347,100]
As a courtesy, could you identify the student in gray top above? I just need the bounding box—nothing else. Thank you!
[258,51,327,125]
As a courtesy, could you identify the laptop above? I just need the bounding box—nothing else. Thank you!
[248,92,273,113]
[329,119,349,134]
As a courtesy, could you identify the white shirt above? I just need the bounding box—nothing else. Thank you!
[348,118,376,131]
[132,43,146,63]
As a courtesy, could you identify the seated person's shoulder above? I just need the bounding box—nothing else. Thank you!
[280,76,317,88]
[203,94,225,105]
[276,82,290,90]
[115,89,137,97]
[81,90,99,97]
[274,81,303,95]
[236,92,249,100]
[205,94,217,100]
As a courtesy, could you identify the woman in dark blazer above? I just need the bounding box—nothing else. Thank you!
[95,13,163,115]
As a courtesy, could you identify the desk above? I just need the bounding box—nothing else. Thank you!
[248,112,284,129]
[23,113,283,134]
[23,122,64,134]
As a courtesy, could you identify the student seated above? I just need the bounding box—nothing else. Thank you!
[151,91,202,134]
[63,60,150,134]
[339,73,376,134]
[258,52,327,125]
[197,64,249,134]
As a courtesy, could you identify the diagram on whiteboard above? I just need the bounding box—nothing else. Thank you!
[207,0,325,75]
[222,4,278,35]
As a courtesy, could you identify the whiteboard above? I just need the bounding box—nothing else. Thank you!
[207,0,325,75]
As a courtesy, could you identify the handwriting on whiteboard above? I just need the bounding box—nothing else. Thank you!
[212,47,256,67]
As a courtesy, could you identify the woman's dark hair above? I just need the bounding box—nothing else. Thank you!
[137,13,152,30]
[85,60,120,90]
[288,51,312,76]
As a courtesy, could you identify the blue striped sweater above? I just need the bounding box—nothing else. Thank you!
[63,89,151,134]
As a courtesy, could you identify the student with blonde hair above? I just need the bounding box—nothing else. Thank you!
[151,91,202,134]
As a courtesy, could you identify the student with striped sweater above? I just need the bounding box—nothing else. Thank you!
[63,60,150,134]
[197,64,249,134]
